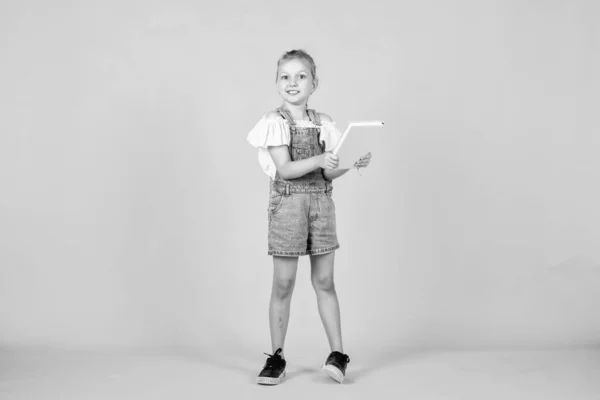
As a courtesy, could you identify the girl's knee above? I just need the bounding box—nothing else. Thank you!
[311,275,335,292]
[273,277,296,298]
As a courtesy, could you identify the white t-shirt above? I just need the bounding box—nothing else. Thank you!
[246,114,343,179]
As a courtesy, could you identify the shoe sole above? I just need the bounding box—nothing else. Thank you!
[322,364,344,383]
[256,370,286,385]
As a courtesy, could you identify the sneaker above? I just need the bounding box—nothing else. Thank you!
[256,348,286,385]
[322,351,350,383]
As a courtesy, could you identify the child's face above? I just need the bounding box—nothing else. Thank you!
[276,58,317,106]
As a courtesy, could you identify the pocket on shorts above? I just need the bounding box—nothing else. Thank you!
[268,191,285,215]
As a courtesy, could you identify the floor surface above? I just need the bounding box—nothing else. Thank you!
[1,346,599,399]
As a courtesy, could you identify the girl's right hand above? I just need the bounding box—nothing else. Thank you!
[318,151,339,169]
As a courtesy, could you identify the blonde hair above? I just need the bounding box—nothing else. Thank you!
[275,49,317,82]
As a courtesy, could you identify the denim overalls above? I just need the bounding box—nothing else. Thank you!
[267,107,339,256]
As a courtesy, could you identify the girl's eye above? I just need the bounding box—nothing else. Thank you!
[281,76,288,80]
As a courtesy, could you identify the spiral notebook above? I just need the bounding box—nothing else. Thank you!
[332,121,384,169]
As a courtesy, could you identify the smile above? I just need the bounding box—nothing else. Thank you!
[286,90,300,95]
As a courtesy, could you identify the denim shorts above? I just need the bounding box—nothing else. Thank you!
[267,181,340,256]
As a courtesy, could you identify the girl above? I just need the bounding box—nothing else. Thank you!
[246,49,371,385]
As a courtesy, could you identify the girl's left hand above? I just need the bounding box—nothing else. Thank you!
[354,152,372,169]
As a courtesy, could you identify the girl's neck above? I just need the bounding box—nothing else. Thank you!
[281,102,309,121]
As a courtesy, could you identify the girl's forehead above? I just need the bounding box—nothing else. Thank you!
[279,58,311,73]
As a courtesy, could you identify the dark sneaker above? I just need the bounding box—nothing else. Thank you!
[322,351,350,383]
[256,348,286,385]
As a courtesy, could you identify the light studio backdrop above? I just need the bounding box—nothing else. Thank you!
[1,0,598,359]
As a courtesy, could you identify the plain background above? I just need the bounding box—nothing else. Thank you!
[1,0,599,358]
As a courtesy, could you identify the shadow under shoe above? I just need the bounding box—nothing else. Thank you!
[256,348,286,385]
[322,351,350,383]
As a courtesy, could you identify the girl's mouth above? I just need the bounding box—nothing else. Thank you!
[286,90,300,95]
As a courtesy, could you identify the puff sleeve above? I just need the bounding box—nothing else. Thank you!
[246,116,290,179]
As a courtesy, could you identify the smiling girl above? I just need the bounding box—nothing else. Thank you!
[246,49,371,385]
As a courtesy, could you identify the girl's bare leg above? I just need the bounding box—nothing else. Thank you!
[269,255,299,359]
[310,252,343,353]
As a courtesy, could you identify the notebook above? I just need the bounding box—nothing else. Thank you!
[332,121,384,169]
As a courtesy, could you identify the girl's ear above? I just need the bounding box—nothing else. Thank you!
[312,78,319,92]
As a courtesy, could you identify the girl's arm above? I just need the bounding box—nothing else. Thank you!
[269,145,338,180]
[323,168,350,181]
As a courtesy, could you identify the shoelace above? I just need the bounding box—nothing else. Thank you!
[263,348,283,368]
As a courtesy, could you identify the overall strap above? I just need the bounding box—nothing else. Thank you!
[276,107,294,155]
[307,109,322,126]
[276,107,296,126]
[307,109,324,151]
